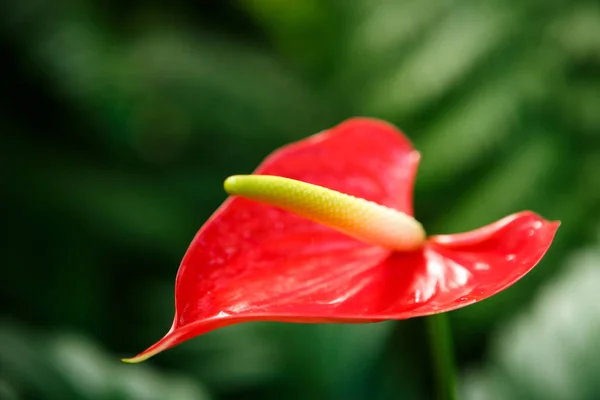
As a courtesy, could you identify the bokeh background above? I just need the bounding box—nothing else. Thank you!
[2,0,600,399]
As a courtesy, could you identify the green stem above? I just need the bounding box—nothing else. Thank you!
[426,313,457,400]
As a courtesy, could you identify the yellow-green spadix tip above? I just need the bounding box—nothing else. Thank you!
[224,175,426,251]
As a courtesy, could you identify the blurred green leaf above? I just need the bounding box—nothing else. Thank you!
[0,321,212,400]
[1,0,599,398]
[460,235,600,400]
[438,133,560,233]
[363,3,518,117]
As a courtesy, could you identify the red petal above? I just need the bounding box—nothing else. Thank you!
[370,211,560,317]
[124,118,420,362]
[256,117,420,215]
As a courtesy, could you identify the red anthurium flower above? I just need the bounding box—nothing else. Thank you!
[123,118,559,363]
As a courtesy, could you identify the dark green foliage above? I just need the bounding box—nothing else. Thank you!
[1,0,599,399]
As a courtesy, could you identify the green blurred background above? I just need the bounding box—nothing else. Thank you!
[1,0,600,399]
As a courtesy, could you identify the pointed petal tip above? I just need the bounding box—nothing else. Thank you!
[120,330,180,364]
[120,356,147,364]
[549,220,561,233]
[521,211,561,234]
[120,346,164,364]
[517,210,561,224]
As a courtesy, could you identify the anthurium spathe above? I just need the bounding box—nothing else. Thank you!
[123,118,559,363]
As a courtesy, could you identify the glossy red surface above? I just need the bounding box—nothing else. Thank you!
[127,118,559,362]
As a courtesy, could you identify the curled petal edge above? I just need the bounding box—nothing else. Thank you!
[123,212,559,363]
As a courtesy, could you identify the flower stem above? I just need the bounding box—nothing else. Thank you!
[426,313,457,400]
